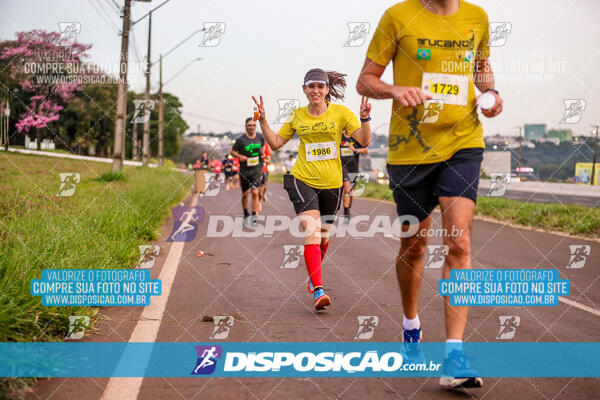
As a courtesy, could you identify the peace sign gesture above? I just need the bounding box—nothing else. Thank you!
[359,96,372,119]
[252,95,266,122]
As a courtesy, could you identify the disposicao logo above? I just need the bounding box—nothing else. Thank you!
[191,345,222,375]
[223,351,405,373]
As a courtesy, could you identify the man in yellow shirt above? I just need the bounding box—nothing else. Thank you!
[357,0,503,389]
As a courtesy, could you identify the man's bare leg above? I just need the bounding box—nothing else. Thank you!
[396,215,432,320]
[438,196,475,340]
[251,188,260,214]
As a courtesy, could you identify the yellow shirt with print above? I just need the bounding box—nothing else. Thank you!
[278,103,361,189]
[366,0,489,164]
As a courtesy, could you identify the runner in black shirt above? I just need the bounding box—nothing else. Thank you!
[223,154,234,191]
[340,130,368,222]
[231,117,265,226]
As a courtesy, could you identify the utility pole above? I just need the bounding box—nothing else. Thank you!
[5,97,9,150]
[112,0,131,173]
[1,94,8,150]
[158,53,164,166]
[516,125,523,181]
[142,11,152,166]
[592,125,599,186]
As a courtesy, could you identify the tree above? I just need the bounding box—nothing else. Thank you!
[0,30,91,150]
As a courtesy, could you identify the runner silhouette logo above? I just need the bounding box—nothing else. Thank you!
[566,245,590,269]
[56,172,80,197]
[136,245,160,269]
[487,173,511,197]
[191,345,222,375]
[347,172,370,196]
[344,22,370,47]
[559,99,586,124]
[168,206,204,242]
[420,100,444,124]
[200,22,226,47]
[425,245,449,269]
[131,100,155,124]
[489,22,512,47]
[210,316,234,339]
[496,315,520,339]
[274,99,300,124]
[281,245,303,269]
[203,173,225,197]
[58,22,81,44]
[354,316,379,340]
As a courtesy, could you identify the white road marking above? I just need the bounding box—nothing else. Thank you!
[559,296,600,317]
[101,194,199,400]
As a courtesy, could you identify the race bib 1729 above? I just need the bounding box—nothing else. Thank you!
[421,72,469,106]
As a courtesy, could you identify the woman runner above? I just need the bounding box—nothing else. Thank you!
[253,68,372,310]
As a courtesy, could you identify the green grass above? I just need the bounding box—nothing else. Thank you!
[0,152,193,344]
[475,197,600,238]
[272,174,600,239]
[363,180,599,238]
[94,171,124,182]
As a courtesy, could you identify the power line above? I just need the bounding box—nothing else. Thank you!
[106,0,121,13]
[129,28,144,65]
[89,0,119,32]
[181,111,241,128]
[96,0,120,28]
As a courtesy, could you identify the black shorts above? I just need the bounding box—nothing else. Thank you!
[387,148,484,223]
[240,172,262,192]
[342,159,359,182]
[224,170,234,178]
[283,174,342,224]
[260,171,269,186]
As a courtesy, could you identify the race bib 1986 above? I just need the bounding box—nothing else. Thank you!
[306,141,337,162]
[421,72,469,106]
[247,156,259,166]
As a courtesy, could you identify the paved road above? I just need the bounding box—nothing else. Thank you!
[478,179,600,207]
[31,181,600,399]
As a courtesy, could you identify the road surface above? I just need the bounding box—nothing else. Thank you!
[30,181,600,399]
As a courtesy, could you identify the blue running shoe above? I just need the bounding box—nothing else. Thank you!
[403,328,422,343]
[439,349,483,388]
[313,288,330,310]
[402,328,425,364]
[307,277,314,294]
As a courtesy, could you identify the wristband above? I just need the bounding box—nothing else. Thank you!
[360,116,371,123]
[483,88,499,95]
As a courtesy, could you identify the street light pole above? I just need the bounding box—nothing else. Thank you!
[142,11,152,166]
[516,125,523,181]
[112,0,132,173]
[5,97,9,151]
[591,125,599,186]
[164,57,202,86]
[158,53,164,166]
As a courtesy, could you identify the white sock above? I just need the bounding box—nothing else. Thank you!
[445,339,463,357]
[402,314,420,330]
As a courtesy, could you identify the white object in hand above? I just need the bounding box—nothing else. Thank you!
[478,91,496,110]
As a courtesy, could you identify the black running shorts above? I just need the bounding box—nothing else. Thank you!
[240,172,263,192]
[387,148,484,223]
[283,174,342,224]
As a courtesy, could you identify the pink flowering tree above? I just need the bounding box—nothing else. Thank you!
[0,30,91,150]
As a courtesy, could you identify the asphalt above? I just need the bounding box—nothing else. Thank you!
[30,181,600,400]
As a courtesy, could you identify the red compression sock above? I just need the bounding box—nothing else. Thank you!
[320,241,329,261]
[304,244,323,288]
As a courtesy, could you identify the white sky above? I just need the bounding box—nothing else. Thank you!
[1,0,599,137]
